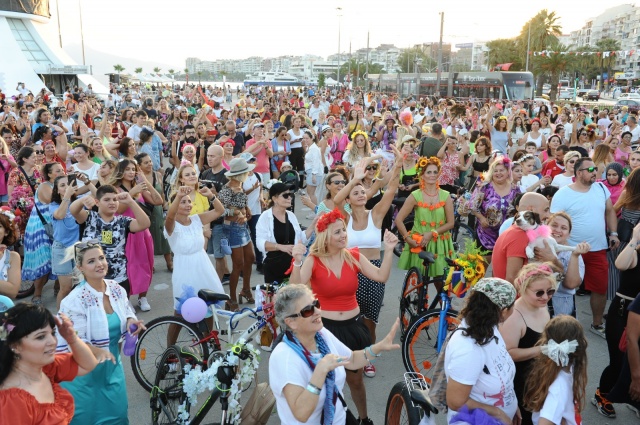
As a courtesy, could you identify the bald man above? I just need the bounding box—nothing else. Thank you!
[492,192,560,283]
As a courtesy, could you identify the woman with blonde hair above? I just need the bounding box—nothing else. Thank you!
[289,210,399,424]
[500,262,557,425]
[550,150,581,188]
[592,143,614,179]
[342,131,372,169]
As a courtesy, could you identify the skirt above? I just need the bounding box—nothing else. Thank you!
[356,259,385,323]
[322,314,371,352]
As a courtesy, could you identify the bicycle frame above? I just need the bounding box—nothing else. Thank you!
[436,292,452,353]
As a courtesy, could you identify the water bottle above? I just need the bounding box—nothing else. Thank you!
[122,324,138,357]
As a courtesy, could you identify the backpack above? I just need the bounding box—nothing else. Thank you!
[239,382,276,425]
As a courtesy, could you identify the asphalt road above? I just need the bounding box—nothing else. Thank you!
[34,204,639,425]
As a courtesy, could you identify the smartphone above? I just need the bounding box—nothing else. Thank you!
[545,170,552,177]
[67,174,77,186]
[135,174,144,184]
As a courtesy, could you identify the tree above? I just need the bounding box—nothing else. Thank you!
[196,71,203,83]
[596,38,622,90]
[184,68,189,75]
[485,39,522,71]
[134,67,143,74]
[153,67,162,74]
[168,69,175,80]
[532,43,576,101]
[318,73,326,88]
[338,59,386,86]
[113,64,125,75]
[397,48,436,73]
[519,10,562,93]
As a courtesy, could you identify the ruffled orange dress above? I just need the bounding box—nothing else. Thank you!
[0,353,78,425]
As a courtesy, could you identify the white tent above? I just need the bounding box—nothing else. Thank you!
[325,77,338,86]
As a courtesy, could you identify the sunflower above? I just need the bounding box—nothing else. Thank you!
[463,267,475,280]
[475,262,486,277]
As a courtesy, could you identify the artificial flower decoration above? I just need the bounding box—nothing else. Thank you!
[444,241,489,298]
[316,208,345,233]
[350,130,369,141]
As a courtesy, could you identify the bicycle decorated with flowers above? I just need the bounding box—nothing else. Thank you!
[400,243,488,383]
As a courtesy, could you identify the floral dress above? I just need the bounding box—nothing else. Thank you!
[8,167,42,237]
[470,183,520,250]
[440,151,460,186]
[398,189,454,277]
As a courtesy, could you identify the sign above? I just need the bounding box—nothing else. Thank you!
[455,43,473,49]
[47,65,90,75]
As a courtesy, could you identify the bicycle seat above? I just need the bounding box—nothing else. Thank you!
[418,251,436,264]
[410,389,439,415]
[198,289,230,304]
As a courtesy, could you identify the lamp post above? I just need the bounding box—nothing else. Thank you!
[336,7,342,87]
[435,12,444,97]
[525,21,531,72]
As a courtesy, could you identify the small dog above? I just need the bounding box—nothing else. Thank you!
[514,211,575,259]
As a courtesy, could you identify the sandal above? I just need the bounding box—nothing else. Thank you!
[238,290,255,304]
[53,279,60,297]
[31,296,43,306]
[166,259,173,273]
[225,301,239,312]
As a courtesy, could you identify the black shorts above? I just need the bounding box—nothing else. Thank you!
[322,314,371,352]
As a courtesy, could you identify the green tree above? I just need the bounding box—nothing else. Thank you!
[596,38,622,89]
[318,73,326,88]
[397,48,436,73]
[134,67,143,74]
[339,59,386,86]
[113,64,125,75]
[485,39,522,70]
[153,67,162,74]
[183,68,189,75]
[532,43,576,100]
[196,71,203,83]
[519,10,562,93]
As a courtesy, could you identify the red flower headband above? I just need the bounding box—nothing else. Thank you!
[316,208,345,233]
[180,143,195,153]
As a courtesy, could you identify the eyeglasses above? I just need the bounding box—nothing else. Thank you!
[579,166,596,173]
[528,287,556,298]
[366,165,379,171]
[330,180,347,185]
[280,192,292,199]
[286,299,320,319]
[21,111,28,115]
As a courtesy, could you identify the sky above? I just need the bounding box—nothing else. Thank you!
[49,0,633,71]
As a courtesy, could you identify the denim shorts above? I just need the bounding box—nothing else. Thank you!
[210,224,225,259]
[0,194,7,203]
[51,240,75,276]
[222,221,251,249]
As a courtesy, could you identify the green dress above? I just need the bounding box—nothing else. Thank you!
[62,313,129,425]
[398,189,454,277]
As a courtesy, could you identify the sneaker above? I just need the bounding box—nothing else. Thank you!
[592,388,616,418]
[363,364,376,378]
[590,323,606,339]
[222,273,231,284]
[138,297,151,312]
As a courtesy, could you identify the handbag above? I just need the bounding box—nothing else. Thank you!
[617,215,639,243]
[336,391,360,425]
[19,167,53,239]
[238,382,276,425]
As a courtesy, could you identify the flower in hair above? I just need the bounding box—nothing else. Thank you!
[0,206,16,223]
[316,208,345,233]
[180,159,193,167]
[0,321,14,341]
[350,130,368,141]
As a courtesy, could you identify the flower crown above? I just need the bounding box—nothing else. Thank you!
[514,154,534,164]
[417,156,441,175]
[350,130,368,141]
[180,159,193,167]
[316,208,345,233]
[0,206,16,223]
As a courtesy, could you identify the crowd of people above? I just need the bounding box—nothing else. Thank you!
[0,79,640,424]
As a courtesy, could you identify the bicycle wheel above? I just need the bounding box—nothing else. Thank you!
[151,345,189,425]
[16,280,35,299]
[132,315,209,392]
[385,381,422,425]
[399,267,424,337]
[452,222,475,253]
[402,309,461,382]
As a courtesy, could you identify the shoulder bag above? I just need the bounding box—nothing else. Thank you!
[238,381,276,425]
[19,167,53,239]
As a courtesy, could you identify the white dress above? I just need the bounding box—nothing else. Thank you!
[164,214,225,310]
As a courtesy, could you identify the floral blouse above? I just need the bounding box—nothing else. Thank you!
[470,182,520,249]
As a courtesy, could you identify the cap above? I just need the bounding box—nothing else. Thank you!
[269,182,295,198]
[238,152,256,163]
[372,112,382,118]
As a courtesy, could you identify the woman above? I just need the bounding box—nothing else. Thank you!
[269,284,400,425]
[465,136,492,190]
[550,150,580,188]
[71,143,100,190]
[617,131,634,167]
[0,304,99,425]
[89,136,111,165]
[376,117,397,152]
[118,137,137,161]
[489,113,510,156]
[8,146,42,238]
[136,153,172,271]
[470,156,520,261]
[500,263,557,425]
[592,144,613,179]
[289,211,399,423]
[437,136,465,189]
[509,116,527,154]
[602,162,625,208]
[342,131,372,170]
[170,162,214,245]
[271,126,290,178]
[245,123,273,183]
[347,109,365,137]
[0,209,21,298]
[287,115,306,173]
[539,134,561,165]
[120,109,134,129]
[164,185,225,331]
[546,212,589,317]
[330,121,350,165]
[520,118,546,153]
[593,221,640,419]
[0,137,17,205]
[397,137,419,200]
[96,159,116,188]
[538,116,553,138]
[109,159,162,311]
[333,158,401,375]
[445,278,520,425]
[305,128,333,209]
[256,182,314,285]
[396,156,455,280]
[42,140,67,172]
[58,242,145,425]
[221,138,235,169]
[25,162,66,305]
[58,107,75,140]
[218,157,256,311]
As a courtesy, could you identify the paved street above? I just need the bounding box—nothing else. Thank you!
[34,208,638,424]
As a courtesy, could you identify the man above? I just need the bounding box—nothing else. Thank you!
[558,113,572,143]
[541,144,569,179]
[308,98,323,122]
[170,124,197,167]
[550,157,619,338]
[127,110,148,143]
[492,192,557,283]
[223,120,245,156]
[118,93,137,111]
[418,123,445,158]
[623,116,640,146]
[200,145,230,283]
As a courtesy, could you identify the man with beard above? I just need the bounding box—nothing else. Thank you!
[223,120,245,156]
[170,124,198,167]
[541,144,569,179]
[550,156,619,339]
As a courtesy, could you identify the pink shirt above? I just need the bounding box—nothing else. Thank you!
[0,156,14,195]
[245,138,270,173]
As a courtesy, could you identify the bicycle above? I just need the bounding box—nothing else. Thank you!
[132,283,280,392]
[385,372,438,425]
[402,258,462,383]
[150,341,258,425]
[399,251,441,336]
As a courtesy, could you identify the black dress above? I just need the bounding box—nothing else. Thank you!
[263,214,295,284]
[513,309,542,425]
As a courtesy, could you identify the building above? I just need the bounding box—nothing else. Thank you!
[352,44,401,72]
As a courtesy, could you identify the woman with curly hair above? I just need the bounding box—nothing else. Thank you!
[500,263,557,425]
[524,315,588,425]
[395,156,455,280]
[342,131,372,170]
[445,278,519,425]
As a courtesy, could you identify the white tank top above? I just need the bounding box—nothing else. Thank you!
[346,210,381,249]
[526,132,543,149]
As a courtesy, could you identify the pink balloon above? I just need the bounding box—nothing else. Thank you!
[181,297,208,323]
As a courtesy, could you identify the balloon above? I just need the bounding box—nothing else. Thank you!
[181,297,208,324]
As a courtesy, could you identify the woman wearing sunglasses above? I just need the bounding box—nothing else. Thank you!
[550,150,581,188]
[499,262,557,425]
[289,210,399,424]
[270,284,400,425]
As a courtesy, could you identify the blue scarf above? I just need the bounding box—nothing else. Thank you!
[284,330,336,425]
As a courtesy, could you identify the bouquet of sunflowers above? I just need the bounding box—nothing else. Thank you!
[444,241,489,298]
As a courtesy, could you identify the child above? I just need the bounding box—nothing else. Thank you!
[517,154,551,193]
[524,141,543,175]
[70,185,150,295]
[525,315,588,425]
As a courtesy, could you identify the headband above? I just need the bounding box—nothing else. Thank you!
[350,130,368,141]
[515,154,534,164]
[471,277,516,309]
[180,143,195,153]
[316,208,344,233]
[514,263,554,289]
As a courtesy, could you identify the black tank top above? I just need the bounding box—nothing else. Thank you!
[512,309,542,411]
[472,156,490,173]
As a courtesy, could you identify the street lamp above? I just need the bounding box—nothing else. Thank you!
[336,7,342,87]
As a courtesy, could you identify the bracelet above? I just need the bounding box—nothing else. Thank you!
[366,345,381,358]
[293,260,303,268]
[609,232,619,237]
[306,383,321,395]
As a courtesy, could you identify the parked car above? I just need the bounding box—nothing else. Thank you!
[615,99,640,113]
[558,89,575,100]
[618,93,640,100]
[542,84,551,95]
[586,90,600,101]
[577,88,589,98]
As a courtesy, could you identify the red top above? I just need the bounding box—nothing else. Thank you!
[491,225,529,281]
[310,247,361,311]
[541,159,563,179]
[0,353,78,425]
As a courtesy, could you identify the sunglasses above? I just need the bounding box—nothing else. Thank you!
[579,166,596,173]
[366,165,379,171]
[331,180,347,185]
[528,287,556,298]
[34,150,44,154]
[280,192,292,199]
[74,238,101,256]
[286,299,320,319]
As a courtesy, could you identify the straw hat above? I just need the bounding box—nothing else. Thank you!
[224,157,256,177]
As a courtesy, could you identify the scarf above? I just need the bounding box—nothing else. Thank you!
[284,330,336,424]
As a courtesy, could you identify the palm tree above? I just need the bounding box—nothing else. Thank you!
[520,10,562,94]
[533,43,576,101]
[153,67,161,74]
[168,69,175,77]
[134,67,143,75]
[113,64,125,75]
[596,38,621,91]
[196,71,203,84]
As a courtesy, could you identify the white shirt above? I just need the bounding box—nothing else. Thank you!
[532,369,580,425]
[127,124,144,142]
[255,208,308,256]
[305,143,333,181]
[550,173,574,188]
[519,174,539,192]
[623,124,640,144]
[242,173,262,217]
